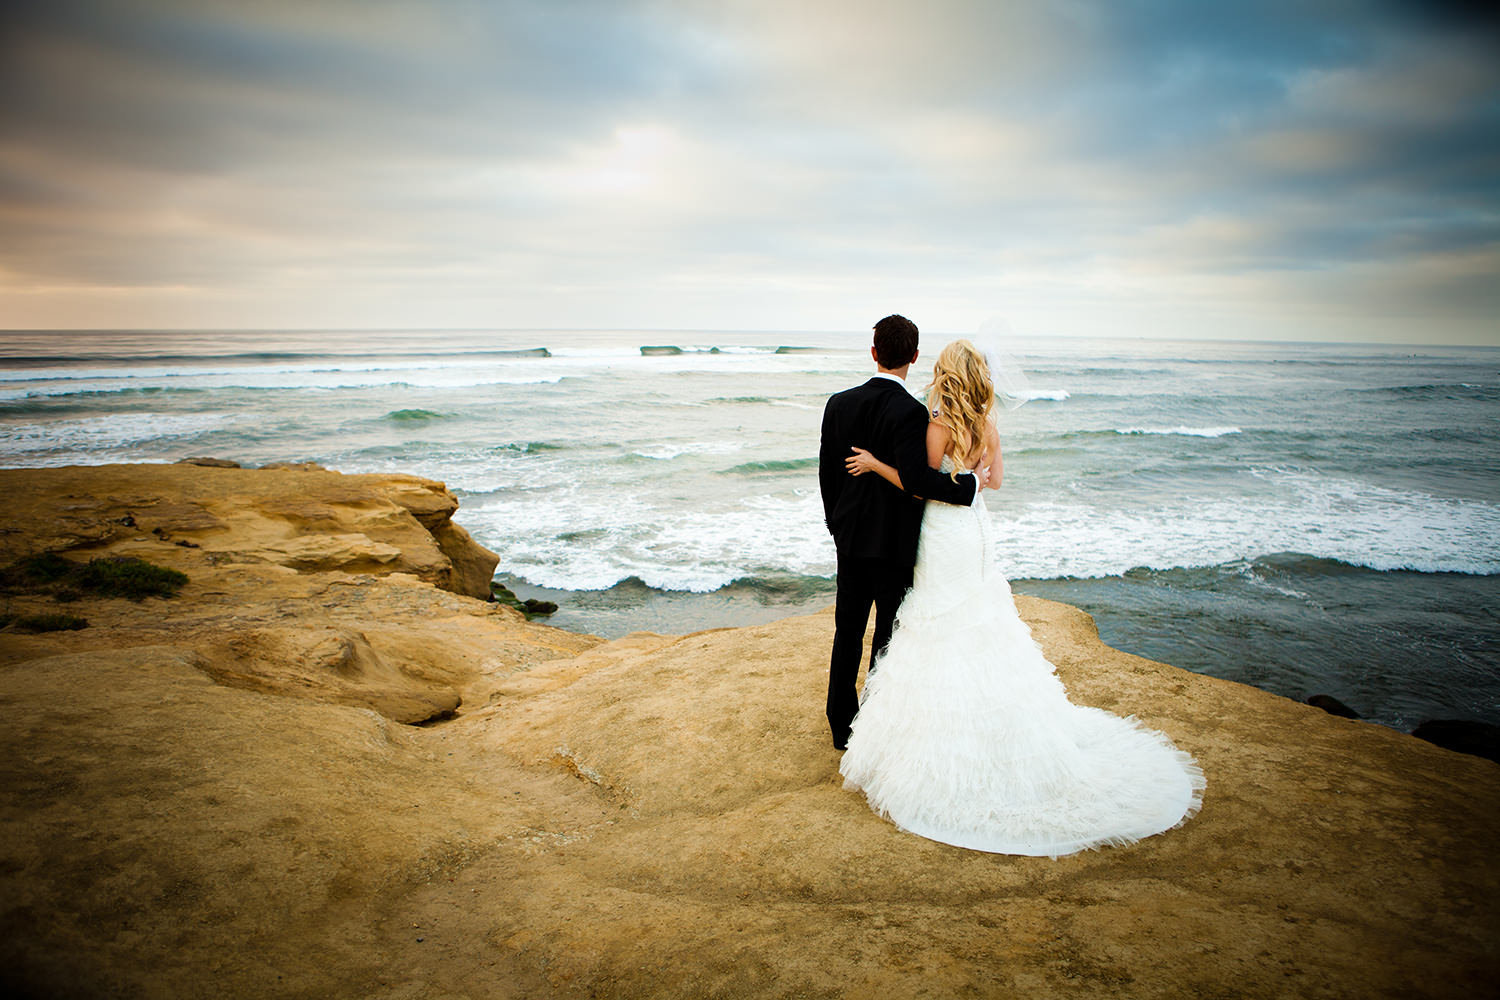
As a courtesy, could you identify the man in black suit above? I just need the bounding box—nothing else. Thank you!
[819,315,979,750]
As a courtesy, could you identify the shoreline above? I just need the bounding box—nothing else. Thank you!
[1,462,1498,997]
[496,562,1500,736]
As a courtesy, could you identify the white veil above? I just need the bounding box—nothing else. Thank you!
[970,317,1033,411]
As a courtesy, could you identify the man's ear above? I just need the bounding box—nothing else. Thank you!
[871,345,880,365]
[910,348,919,364]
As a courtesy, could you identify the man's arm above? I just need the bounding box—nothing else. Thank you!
[818,397,845,533]
[891,403,977,506]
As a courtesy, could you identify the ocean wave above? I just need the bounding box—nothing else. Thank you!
[0,412,234,457]
[497,440,566,453]
[996,470,1500,579]
[0,356,557,385]
[634,344,823,357]
[629,441,743,461]
[1056,426,1242,443]
[1353,383,1498,399]
[0,345,844,397]
[725,457,818,474]
[461,466,1500,594]
[0,386,203,415]
[1101,552,1480,604]
[1112,426,1242,438]
[0,347,553,368]
[383,408,447,422]
[461,490,830,593]
[0,370,568,399]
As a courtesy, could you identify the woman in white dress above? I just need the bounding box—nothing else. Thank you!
[839,339,1204,856]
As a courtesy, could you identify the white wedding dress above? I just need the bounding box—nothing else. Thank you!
[839,459,1205,856]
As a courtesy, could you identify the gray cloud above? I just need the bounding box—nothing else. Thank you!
[0,0,1496,342]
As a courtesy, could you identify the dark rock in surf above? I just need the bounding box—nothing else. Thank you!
[177,457,241,468]
[490,581,560,619]
[1307,695,1361,719]
[1411,720,1500,764]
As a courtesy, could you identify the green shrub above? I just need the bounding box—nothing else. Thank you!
[0,553,74,590]
[16,553,75,583]
[79,557,188,599]
[0,554,187,601]
[15,613,88,632]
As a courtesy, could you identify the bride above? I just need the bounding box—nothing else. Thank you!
[840,339,1204,856]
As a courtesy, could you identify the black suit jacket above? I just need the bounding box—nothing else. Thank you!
[819,376,978,567]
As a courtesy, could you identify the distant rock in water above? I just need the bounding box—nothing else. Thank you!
[1307,694,1361,719]
[640,345,683,356]
[1412,720,1500,764]
[490,580,559,618]
[177,456,241,468]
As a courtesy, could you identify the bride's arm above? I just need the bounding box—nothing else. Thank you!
[926,421,951,470]
[849,420,952,487]
[845,447,902,489]
[982,421,1003,489]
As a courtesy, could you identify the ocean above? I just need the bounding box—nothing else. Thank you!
[2,328,1497,732]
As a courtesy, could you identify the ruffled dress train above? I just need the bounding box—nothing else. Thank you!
[839,470,1205,856]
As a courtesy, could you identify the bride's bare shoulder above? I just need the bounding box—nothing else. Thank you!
[925,421,951,468]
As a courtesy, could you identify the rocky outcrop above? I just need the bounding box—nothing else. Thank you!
[0,464,1496,999]
[0,463,499,599]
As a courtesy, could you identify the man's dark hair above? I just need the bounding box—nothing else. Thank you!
[872,314,920,369]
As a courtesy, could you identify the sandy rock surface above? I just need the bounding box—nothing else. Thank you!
[0,464,1496,999]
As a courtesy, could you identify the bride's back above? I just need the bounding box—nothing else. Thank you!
[928,340,996,471]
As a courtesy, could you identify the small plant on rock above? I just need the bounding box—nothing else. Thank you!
[0,553,188,601]
[79,556,188,599]
[14,613,89,632]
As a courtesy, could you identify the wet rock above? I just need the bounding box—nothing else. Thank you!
[176,457,241,468]
[1412,719,1500,764]
[1307,694,1361,719]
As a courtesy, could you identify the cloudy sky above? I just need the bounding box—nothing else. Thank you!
[2,0,1497,343]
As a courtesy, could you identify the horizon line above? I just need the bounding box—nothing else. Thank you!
[1,326,1497,351]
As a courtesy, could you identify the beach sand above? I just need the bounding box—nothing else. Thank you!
[1,463,1496,998]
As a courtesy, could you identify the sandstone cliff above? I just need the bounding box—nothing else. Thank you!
[0,464,1495,999]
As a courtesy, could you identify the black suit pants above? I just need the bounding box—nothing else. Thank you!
[827,552,913,747]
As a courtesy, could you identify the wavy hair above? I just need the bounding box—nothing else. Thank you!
[927,339,995,478]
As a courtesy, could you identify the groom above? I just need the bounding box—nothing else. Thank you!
[819,315,979,750]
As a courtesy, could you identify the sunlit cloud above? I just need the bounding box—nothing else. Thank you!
[0,0,1495,342]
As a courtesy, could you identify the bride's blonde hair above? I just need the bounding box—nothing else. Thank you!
[927,339,994,478]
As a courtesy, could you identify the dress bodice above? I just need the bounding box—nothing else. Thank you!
[936,454,984,510]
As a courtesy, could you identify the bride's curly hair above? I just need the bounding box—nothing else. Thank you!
[927,339,995,479]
